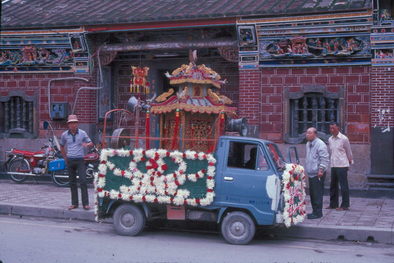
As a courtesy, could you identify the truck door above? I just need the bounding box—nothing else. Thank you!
[219,140,277,225]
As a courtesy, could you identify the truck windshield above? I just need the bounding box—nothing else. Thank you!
[266,143,286,170]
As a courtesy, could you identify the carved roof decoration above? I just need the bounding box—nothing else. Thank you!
[165,62,226,89]
[151,62,234,115]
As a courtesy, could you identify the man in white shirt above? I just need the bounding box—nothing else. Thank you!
[327,122,353,211]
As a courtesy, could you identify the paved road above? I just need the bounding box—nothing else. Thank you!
[0,215,393,263]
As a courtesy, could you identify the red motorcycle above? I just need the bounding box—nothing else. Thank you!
[5,121,99,187]
[5,136,70,186]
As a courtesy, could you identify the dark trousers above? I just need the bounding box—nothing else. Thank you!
[67,158,89,206]
[329,167,350,208]
[309,174,326,216]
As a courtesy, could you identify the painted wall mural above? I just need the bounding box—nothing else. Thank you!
[260,36,370,62]
[265,37,364,58]
[0,47,73,67]
[0,31,89,73]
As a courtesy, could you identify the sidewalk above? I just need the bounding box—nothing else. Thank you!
[0,181,393,244]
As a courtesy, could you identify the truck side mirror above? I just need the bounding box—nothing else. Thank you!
[43,121,49,130]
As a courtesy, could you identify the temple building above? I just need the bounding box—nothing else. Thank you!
[0,0,393,189]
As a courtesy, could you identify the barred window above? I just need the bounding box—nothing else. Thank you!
[289,93,339,137]
[0,95,35,138]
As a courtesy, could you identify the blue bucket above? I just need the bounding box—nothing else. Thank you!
[48,159,66,171]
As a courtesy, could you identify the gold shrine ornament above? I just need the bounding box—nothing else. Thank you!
[130,66,150,94]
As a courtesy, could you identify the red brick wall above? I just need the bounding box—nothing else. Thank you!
[239,69,261,125]
[0,73,97,137]
[370,67,394,128]
[238,66,371,143]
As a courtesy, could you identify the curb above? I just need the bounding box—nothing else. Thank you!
[271,224,393,245]
[0,204,95,222]
[0,204,392,245]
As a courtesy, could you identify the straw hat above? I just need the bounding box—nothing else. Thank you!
[67,115,79,123]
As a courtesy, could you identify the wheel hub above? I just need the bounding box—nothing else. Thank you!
[121,213,135,227]
[230,221,245,236]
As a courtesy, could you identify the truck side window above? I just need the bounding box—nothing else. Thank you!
[227,142,260,170]
[256,149,269,170]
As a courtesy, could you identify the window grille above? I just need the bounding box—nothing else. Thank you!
[289,93,339,137]
[0,96,34,138]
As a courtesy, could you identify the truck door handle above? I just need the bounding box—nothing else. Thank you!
[224,176,234,181]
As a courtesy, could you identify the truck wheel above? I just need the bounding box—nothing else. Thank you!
[8,158,29,183]
[221,211,256,245]
[113,204,146,236]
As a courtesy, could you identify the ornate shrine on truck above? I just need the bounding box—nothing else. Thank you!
[150,61,237,152]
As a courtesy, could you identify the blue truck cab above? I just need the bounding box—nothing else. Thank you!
[97,136,299,245]
[212,136,285,225]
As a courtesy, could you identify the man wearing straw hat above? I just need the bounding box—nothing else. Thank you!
[60,114,93,210]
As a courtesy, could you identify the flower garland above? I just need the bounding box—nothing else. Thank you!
[281,163,307,228]
[95,148,216,214]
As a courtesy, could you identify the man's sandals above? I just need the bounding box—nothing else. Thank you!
[68,205,78,210]
[68,205,90,210]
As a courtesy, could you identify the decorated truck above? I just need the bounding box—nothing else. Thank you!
[94,59,306,245]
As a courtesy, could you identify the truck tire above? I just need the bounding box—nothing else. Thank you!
[113,204,146,236]
[221,211,256,245]
[8,157,29,183]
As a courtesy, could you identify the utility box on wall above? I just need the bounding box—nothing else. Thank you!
[50,103,68,120]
